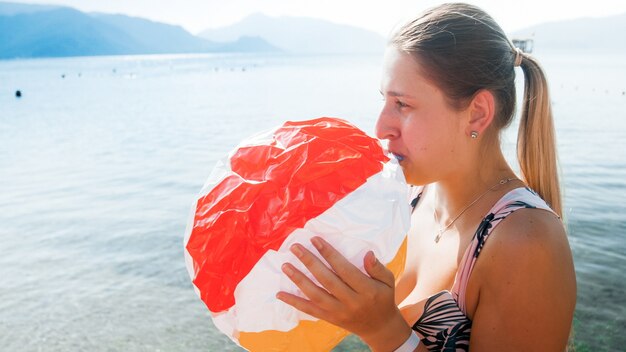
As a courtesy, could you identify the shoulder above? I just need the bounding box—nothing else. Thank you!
[484,207,568,264]
[493,204,564,240]
[475,207,572,284]
[468,208,576,349]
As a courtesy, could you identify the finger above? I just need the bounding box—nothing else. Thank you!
[275,291,329,321]
[363,251,396,288]
[289,243,355,302]
[310,236,371,292]
[281,262,340,310]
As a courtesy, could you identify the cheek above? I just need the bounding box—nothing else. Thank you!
[403,124,434,154]
[405,131,452,169]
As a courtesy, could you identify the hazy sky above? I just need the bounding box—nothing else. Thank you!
[7,0,626,35]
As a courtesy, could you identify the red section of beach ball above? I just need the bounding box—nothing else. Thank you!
[185,118,389,312]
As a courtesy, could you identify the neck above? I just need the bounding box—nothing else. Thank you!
[432,150,518,222]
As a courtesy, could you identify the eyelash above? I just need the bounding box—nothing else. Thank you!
[395,100,408,109]
[380,95,409,109]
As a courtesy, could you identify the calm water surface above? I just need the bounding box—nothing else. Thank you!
[1,52,625,351]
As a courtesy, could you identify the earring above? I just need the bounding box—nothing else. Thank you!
[470,131,479,139]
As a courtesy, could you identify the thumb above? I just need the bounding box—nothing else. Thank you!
[364,251,395,288]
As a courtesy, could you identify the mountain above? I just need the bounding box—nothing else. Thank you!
[511,12,626,53]
[0,2,279,59]
[199,13,386,54]
[90,12,220,54]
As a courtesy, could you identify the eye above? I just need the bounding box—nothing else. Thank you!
[395,100,408,109]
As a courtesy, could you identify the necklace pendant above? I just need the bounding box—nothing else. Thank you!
[434,231,442,243]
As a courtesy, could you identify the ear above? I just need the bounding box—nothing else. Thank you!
[465,89,495,137]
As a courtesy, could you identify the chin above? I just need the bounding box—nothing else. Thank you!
[403,173,423,187]
[403,169,430,187]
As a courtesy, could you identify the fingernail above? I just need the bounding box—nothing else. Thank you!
[368,251,378,266]
[290,244,303,258]
[282,263,294,276]
[311,237,323,251]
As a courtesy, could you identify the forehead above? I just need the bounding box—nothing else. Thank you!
[381,47,440,97]
[383,48,418,76]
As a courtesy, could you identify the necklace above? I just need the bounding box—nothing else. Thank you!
[433,177,517,243]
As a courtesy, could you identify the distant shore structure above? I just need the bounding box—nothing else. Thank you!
[512,38,534,53]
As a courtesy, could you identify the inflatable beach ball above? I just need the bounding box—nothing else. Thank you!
[184,117,411,351]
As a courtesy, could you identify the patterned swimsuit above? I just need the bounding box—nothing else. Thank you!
[409,187,556,351]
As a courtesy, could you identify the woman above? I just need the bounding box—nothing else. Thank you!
[276,3,576,351]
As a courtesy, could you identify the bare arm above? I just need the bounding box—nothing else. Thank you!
[469,209,576,351]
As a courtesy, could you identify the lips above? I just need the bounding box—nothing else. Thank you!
[390,152,405,162]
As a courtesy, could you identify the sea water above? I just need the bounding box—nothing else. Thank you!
[0,52,624,351]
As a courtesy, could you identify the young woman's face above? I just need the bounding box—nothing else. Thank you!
[376,48,467,185]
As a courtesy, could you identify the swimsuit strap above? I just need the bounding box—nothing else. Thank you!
[451,187,556,314]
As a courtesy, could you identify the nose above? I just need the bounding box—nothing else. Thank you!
[375,103,399,140]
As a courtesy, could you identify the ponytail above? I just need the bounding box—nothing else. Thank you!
[517,55,562,217]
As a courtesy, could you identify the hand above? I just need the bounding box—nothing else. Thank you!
[276,236,412,351]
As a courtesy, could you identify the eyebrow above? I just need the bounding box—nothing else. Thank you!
[379,89,413,98]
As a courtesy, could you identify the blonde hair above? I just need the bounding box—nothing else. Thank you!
[390,2,562,216]
[517,54,562,216]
